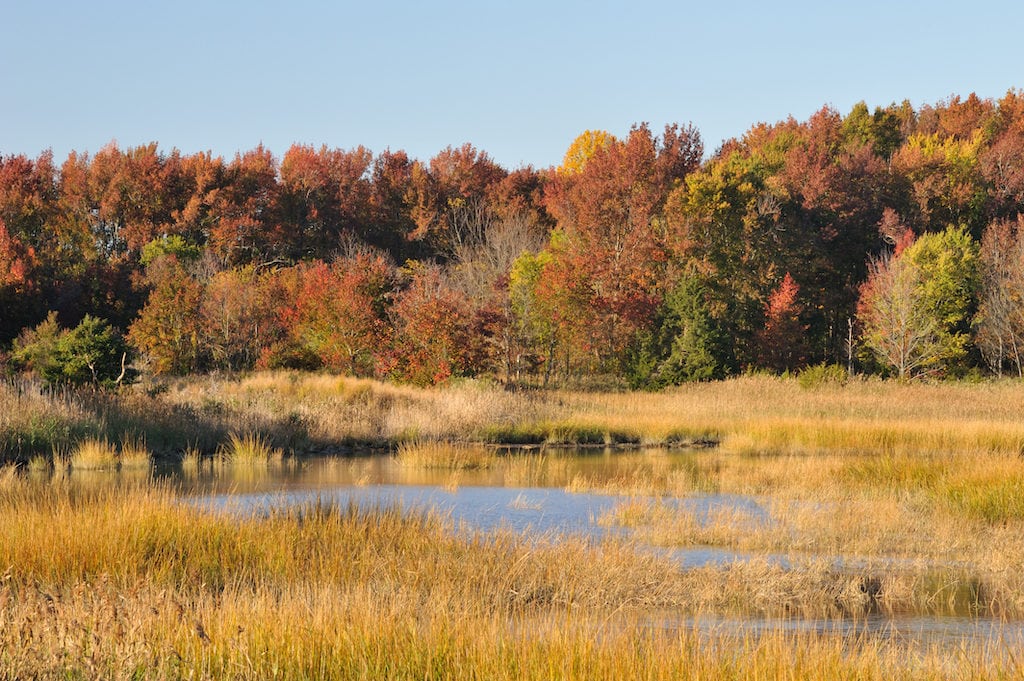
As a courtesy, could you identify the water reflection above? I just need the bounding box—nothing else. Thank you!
[37,449,1024,651]
[163,448,692,495]
[647,611,1024,656]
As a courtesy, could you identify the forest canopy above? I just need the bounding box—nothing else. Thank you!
[4,92,1024,386]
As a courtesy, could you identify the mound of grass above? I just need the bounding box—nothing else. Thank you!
[217,432,284,464]
[396,440,496,470]
[69,438,119,471]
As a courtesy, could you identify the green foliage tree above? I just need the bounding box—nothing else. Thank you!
[14,313,133,387]
[10,311,62,375]
[626,275,729,387]
[858,226,979,378]
[509,249,558,383]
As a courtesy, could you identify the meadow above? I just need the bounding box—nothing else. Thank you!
[3,372,1024,678]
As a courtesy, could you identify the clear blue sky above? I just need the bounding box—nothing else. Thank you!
[2,0,1022,170]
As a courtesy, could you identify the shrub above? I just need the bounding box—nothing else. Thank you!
[12,314,135,388]
[797,363,848,389]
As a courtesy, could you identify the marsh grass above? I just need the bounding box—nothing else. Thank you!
[118,434,151,469]
[180,445,203,468]
[217,432,285,465]
[9,372,1024,466]
[68,438,119,470]
[600,485,1024,618]
[7,372,1024,676]
[0,476,1020,679]
[0,463,17,487]
[396,440,497,469]
[26,453,51,472]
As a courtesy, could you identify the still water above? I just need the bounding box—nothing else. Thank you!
[171,449,770,567]
[151,449,1024,651]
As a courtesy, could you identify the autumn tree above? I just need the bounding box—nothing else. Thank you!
[542,123,703,375]
[890,130,987,236]
[420,144,508,258]
[279,144,374,259]
[0,218,39,342]
[857,249,935,379]
[446,208,545,382]
[755,272,809,372]
[665,105,904,369]
[858,226,979,378]
[128,251,205,375]
[663,123,795,368]
[208,146,283,266]
[0,153,58,340]
[508,249,558,383]
[278,254,393,376]
[168,151,228,246]
[975,216,1024,375]
[386,265,480,385]
[200,267,272,371]
[558,130,616,175]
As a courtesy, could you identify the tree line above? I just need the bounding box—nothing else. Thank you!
[3,91,1024,387]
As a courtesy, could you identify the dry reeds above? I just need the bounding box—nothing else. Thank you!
[0,476,1020,679]
[68,438,119,471]
[10,371,1024,463]
[118,434,151,469]
[396,440,496,469]
[217,432,284,465]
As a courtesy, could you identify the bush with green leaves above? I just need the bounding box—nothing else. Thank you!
[12,313,135,388]
[797,363,849,389]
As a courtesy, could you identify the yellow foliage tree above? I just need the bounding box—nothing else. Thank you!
[559,129,616,175]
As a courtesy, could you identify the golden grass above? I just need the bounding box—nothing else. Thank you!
[396,440,497,469]
[118,434,151,469]
[180,445,203,468]
[217,432,284,464]
[8,371,1024,465]
[1,476,1021,679]
[7,373,1024,676]
[3,581,1016,680]
[146,373,1024,466]
[68,438,119,470]
[0,463,17,488]
[26,453,51,472]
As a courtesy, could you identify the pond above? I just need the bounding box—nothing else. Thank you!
[144,448,1024,651]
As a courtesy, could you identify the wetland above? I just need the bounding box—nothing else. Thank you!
[3,372,1024,678]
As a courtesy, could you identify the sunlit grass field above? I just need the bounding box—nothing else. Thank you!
[0,477,1020,679]
[4,372,1024,677]
[5,371,1024,460]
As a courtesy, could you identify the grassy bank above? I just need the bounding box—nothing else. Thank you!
[6,372,1024,463]
[0,476,1019,679]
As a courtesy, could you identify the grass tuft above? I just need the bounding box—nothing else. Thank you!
[396,440,496,469]
[119,435,152,469]
[69,438,119,470]
[218,432,284,464]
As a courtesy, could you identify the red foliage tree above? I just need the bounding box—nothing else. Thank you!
[386,266,480,385]
[209,146,283,266]
[755,272,808,372]
[127,254,204,375]
[541,123,702,372]
[279,144,374,258]
[0,218,35,290]
[277,254,393,376]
